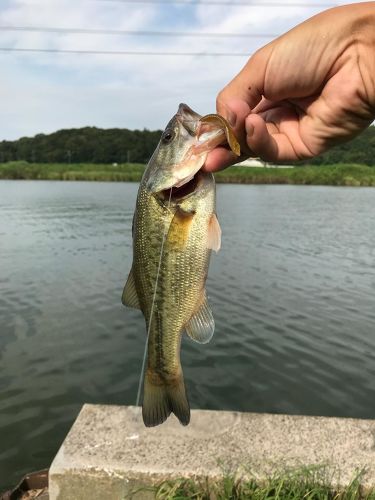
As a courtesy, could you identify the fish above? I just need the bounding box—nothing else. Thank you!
[122,103,240,427]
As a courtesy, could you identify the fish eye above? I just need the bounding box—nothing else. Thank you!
[162,129,175,144]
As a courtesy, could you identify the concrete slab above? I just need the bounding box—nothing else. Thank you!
[49,405,375,499]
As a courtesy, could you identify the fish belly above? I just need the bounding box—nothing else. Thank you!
[133,188,211,426]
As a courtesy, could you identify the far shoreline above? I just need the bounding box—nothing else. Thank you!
[1,161,375,187]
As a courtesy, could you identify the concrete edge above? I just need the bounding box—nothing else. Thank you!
[49,404,375,500]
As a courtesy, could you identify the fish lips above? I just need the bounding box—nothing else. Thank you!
[146,147,205,194]
[176,103,201,133]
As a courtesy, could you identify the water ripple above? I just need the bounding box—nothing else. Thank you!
[1,182,375,489]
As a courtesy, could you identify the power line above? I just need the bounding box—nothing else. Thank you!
[0,47,250,56]
[95,0,336,6]
[0,25,277,38]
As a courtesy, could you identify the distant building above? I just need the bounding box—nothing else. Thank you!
[235,158,294,169]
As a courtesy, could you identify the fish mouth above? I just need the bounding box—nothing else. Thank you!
[159,172,201,202]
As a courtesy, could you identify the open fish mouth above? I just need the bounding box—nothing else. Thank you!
[148,112,241,196]
[160,172,200,202]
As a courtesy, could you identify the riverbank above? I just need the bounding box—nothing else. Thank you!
[1,161,375,186]
[152,471,375,499]
[49,405,375,499]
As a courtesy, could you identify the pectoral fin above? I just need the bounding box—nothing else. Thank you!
[185,294,215,344]
[167,208,195,251]
[121,267,140,309]
[207,213,221,252]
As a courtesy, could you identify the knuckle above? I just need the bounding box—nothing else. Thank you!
[216,90,228,112]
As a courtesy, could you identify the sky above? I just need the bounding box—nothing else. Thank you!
[0,0,367,140]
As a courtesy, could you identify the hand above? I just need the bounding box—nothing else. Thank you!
[204,2,375,171]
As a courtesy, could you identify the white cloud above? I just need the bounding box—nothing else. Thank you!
[0,0,362,140]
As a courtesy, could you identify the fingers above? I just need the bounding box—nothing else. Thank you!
[245,114,313,162]
[205,39,317,170]
[215,48,271,154]
[203,99,258,172]
[244,114,279,162]
[204,46,273,171]
[203,113,279,172]
[203,100,256,172]
[205,111,312,170]
[216,98,252,160]
[203,147,239,172]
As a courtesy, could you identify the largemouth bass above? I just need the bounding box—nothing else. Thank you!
[122,103,240,427]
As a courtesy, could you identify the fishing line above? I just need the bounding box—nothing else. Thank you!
[135,188,173,407]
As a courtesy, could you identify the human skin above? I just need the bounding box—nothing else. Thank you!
[204,2,375,171]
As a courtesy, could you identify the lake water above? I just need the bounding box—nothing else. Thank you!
[0,180,375,490]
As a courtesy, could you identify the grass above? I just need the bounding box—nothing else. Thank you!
[0,161,145,182]
[1,161,375,186]
[214,164,375,187]
[135,467,375,500]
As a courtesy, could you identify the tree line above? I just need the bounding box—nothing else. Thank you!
[306,125,375,166]
[0,127,162,164]
[0,125,374,165]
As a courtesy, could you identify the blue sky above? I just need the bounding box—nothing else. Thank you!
[0,0,364,140]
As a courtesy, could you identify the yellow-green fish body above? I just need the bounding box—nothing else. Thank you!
[122,103,239,427]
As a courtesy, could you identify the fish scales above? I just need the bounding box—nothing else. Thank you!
[122,103,240,427]
[134,181,214,373]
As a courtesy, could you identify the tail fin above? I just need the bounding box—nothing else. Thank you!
[142,371,190,427]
